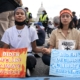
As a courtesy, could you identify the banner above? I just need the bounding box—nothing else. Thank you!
[49,49,80,77]
[0,48,27,77]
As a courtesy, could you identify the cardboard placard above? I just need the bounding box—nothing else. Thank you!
[0,48,27,77]
[49,49,80,77]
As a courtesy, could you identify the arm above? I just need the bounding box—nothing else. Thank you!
[46,17,49,22]
[42,45,54,54]
[31,41,43,53]
[42,30,56,54]
[78,31,80,49]
[2,43,10,49]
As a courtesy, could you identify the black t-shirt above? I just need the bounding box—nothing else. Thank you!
[72,16,77,26]
[0,0,20,13]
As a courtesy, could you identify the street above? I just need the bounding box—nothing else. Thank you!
[31,33,50,77]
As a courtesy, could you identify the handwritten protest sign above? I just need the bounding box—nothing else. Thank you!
[0,48,27,77]
[49,49,80,77]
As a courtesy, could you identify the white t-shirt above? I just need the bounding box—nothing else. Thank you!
[58,40,75,50]
[48,24,54,29]
[1,25,38,52]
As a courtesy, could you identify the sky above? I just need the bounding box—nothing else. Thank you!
[22,0,80,18]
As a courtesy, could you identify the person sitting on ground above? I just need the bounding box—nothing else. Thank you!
[45,16,60,47]
[0,0,23,48]
[42,8,80,66]
[34,22,45,58]
[53,16,60,29]
[36,22,45,46]
[1,7,43,77]
[47,21,54,37]
[72,11,78,28]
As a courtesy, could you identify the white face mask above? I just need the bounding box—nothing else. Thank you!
[42,12,44,15]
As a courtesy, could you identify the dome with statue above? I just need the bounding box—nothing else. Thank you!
[37,3,45,18]
[33,3,46,22]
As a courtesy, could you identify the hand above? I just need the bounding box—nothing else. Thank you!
[42,48,51,54]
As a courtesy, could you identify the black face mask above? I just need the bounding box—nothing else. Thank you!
[15,20,26,26]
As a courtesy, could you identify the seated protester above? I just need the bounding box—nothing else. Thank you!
[36,22,45,46]
[47,21,54,37]
[77,19,80,30]
[72,11,78,28]
[1,7,43,77]
[47,16,60,38]
[45,16,60,47]
[53,16,60,29]
[41,8,80,66]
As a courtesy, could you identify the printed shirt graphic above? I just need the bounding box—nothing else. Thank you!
[58,40,75,50]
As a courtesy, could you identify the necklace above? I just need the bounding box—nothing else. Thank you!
[17,29,23,37]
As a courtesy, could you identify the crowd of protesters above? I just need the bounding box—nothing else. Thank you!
[0,0,80,77]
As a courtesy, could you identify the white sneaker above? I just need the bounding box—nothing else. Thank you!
[27,69,31,77]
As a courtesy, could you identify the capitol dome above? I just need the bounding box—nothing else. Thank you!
[37,3,45,20]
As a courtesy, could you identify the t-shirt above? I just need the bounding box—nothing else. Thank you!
[1,25,38,52]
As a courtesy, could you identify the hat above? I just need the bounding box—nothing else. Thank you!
[36,22,43,26]
[36,22,44,29]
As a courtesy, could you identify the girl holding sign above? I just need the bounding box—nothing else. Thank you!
[1,7,43,76]
[42,8,80,66]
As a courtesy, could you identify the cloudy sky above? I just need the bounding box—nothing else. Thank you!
[22,0,80,18]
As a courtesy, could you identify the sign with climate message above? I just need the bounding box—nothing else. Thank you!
[49,49,80,77]
[0,48,27,77]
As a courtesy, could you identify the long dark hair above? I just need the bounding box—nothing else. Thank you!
[58,8,73,29]
[58,20,73,29]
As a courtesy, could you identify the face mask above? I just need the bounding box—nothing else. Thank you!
[42,12,44,15]
[15,20,26,26]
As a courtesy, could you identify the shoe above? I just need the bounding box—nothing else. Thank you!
[26,69,31,77]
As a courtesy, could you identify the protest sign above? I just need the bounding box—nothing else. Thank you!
[49,49,80,77]
[0,48,27,77]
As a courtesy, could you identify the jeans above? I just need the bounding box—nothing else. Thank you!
[27,55,36,70]
[42,54,50,66]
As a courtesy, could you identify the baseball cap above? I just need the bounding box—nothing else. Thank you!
[36,22,43,26]
[36,22,44,29]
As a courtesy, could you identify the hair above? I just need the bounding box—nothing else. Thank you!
[25,7,28,10]
[14,7,26,16]
[58,8,73,29]
[72,11,76,15]
[14,7,30,27]
[53,16,60,25]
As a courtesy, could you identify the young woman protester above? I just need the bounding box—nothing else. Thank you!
[1,7,43,77]
[42,8,80,66]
